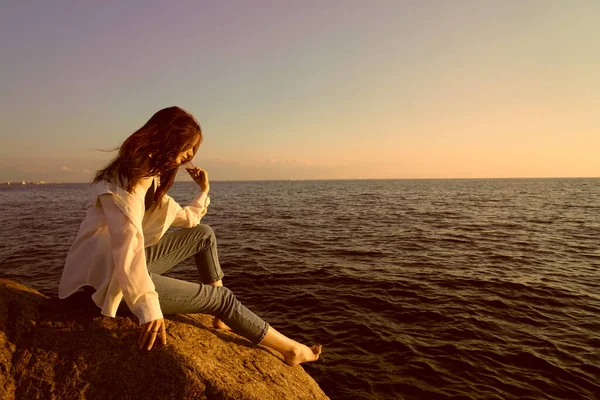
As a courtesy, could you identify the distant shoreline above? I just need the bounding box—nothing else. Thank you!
[2,176,598,185]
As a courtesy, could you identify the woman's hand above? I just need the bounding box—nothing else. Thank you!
[139,318,167,350]
[186,167,210,193]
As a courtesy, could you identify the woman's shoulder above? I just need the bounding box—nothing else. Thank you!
[91,177,153,195]
[90,179,121,195]
[89,178,147,222]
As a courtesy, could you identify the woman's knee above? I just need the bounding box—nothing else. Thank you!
[191,224,216,243]
[215,286,237,313]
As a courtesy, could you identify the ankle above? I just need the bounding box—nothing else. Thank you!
[285,344,302,359]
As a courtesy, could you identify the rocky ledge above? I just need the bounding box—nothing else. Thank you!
[0,279,328,400]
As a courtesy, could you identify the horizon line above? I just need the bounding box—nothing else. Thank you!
[3,176,599,185]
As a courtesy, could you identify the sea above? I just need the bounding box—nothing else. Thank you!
[1,178,599,400]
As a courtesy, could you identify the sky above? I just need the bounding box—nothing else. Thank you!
[1,0,599,182]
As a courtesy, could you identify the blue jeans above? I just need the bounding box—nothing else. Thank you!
[144,224,269,345]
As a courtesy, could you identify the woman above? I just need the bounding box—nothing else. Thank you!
[58,106,321,366]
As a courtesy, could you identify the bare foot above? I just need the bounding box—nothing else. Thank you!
[284,344,322,367]
[213,316,230,330]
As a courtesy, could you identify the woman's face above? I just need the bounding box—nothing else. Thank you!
[175,136,201,165]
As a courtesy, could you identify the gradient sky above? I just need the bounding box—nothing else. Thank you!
[1,0,599,182]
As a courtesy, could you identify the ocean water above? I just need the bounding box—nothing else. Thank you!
[0,178,599,400]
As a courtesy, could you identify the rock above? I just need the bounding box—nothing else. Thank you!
[0,279,328,400]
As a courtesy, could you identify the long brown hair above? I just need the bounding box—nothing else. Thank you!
[93,106,202,209]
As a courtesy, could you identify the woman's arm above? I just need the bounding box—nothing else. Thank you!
[169,191,210,228]
[169,167,211,228]
[99,194,164,324]
[100,194,167,350]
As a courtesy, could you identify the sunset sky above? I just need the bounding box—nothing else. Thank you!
[1,1,599,182]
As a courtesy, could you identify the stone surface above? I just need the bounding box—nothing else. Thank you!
[0,279,328,400]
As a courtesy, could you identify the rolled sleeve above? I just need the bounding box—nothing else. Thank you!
[171,191,210,228]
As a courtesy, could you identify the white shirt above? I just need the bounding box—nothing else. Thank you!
[58,176,210,325]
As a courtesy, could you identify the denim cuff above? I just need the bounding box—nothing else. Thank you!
[252,322,270,346]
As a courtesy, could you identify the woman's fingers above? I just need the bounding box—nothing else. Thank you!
[161,322,167,345]
[139,323,152,350]
[146,330,158,350]
[138,323,149,347]
[185,167,202,179]
[138,319,166,350]
[185,167,209,192]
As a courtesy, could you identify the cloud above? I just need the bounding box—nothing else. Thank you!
[254,159,313,166]
[192,157,353,180]
[83,168,94,174]
[61,165,73,172]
